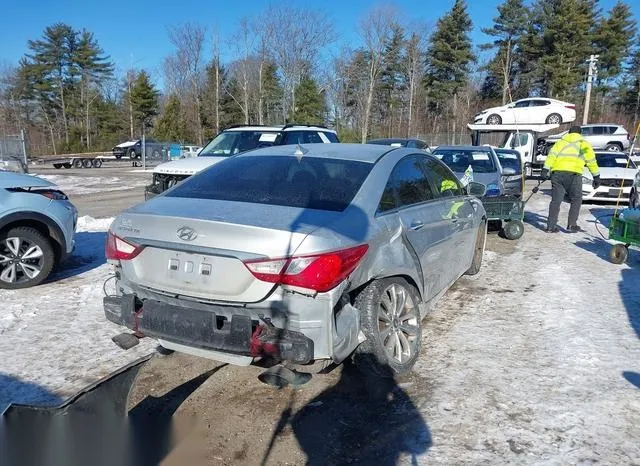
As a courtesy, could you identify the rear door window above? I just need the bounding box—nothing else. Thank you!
[166,155,372,212]
[378,155,437,213]
[592,126,605,135]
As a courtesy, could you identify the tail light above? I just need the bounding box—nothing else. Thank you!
[106,231,144,260]
[565,104,576,109]
[244,244,369,293]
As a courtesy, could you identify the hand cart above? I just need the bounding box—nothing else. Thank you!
[608,214,640,264]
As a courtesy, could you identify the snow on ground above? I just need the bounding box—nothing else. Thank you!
[37,174,148,195]
[412,190,640,463]
[0,216,154,412]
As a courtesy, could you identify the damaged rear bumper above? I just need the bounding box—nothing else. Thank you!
[103,294,315,364]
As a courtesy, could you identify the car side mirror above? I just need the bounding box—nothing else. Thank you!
[467,181,487,197]
[502,167,517,176]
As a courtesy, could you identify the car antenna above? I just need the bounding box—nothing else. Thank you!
[294,144,308,162]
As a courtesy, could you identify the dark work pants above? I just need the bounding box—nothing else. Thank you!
[548,171,583,229]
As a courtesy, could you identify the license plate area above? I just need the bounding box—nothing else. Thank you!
[608,188,622,197]
[167,251,214,282]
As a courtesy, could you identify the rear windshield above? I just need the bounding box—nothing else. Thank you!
[432,149,497,173]
[494,150,521,171]
[166,155,372,212]
[595,153,636,169]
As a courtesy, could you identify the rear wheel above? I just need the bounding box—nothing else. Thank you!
[487,114,502,125]
[72,158,83,168]
[0,227,55,289]
[466,220,487,275]
[53,163,62,169]
[353,277,421,377]
[605,143,623,152]
[92,158,103,168]
[81,158,92,168]
[546,113,562,124]
[128,148,137,160]
[609,244,628,264]
[504,219,525,240]
[63,162,72,169]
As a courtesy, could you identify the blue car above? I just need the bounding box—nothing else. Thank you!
[0,172,77,289]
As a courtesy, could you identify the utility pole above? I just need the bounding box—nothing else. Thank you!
[583,54,599,125]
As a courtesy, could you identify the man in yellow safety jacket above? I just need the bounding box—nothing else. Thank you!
[541,125,600,233]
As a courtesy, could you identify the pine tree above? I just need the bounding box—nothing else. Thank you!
[481,0,528,104]
[262,63,284,125]
[290,75,326,125]
[424,0,475,138]
[154,94,187,142]
[130,70,159,133]
[593,1,637,114]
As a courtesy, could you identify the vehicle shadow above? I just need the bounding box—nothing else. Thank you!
[48,231,107,282]
[523,210,548,232]
[0,374,62,414]
[286,360,431,465]
[620,267,640,390]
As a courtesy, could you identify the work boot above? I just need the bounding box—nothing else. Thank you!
[567,225,584,233]
[545,227,559,233]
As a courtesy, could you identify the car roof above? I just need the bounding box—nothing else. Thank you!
[368,138,422,143]
[224,125,336,134]
[433,145,493,151]
[236,143,404,163]
[582,123,623,127]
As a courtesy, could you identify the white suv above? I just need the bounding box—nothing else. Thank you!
[145,125,339,199]
[544,124,631,152]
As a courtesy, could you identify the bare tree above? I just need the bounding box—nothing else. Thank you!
[358,6,397,143]
[402,32,425,138]
[264,6,335,122]
[164,23,207,144]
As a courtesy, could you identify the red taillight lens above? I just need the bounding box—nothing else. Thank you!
[565,104,576,109]
[244,244,369,293]
[105,231,144,260]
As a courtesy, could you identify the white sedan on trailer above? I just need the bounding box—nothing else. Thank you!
[582,152,637,203]
[474,98,576,126]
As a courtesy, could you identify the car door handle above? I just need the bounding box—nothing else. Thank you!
[409,221,424,231]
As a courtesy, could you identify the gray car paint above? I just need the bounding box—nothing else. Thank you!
[108,143,486,364]
[432,146,505,195]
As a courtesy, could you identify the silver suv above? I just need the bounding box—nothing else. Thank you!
[545,124,631,152]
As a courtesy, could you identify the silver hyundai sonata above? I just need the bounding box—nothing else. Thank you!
[104,143,487,375]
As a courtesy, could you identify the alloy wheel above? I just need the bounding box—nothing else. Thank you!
[377,283,419,364]
[0,237,44,284]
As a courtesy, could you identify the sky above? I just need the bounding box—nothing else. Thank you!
[1,0,638,90]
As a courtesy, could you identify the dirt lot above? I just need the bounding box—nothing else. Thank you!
[1,170,639,465]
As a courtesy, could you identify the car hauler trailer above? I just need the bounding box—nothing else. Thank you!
[467,123,560,178]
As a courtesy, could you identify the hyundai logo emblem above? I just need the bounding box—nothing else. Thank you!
[177,226,198,241]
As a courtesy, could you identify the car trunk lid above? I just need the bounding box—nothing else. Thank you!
[112,197,341,303]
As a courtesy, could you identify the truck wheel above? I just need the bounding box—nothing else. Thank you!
[504,219,525,240]
[0,226,55,289]
[546,113,562,124]
[605,143,623,152]
[466,220,487,275]
[53,163,62,169]
[92,159,103,168]
[487,114,502,125]
[353,277,421,378]
[609,244,628,264]
[81,158,92,168]
[63,163,72,169]
[73,159,83,168]
[115,154,122,160]
[152,149,160,158]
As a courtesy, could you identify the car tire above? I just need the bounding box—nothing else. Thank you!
[63,163,72,169]
[546,113,562,124]
[53,163,62,169]
[152,149,161,158]
[609,244,628,265]
[605,143,623,152]
[92,159,103,168]
[630,188,640,209]
[81,158,92,168]
[115,154,122,160]
[466,220,487,275]
[353,277,422,378]
[128,149,137,160]
[487,114,502,125]
[503,219,525,240]
[73,159,83,169]
[0,226,55,289]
